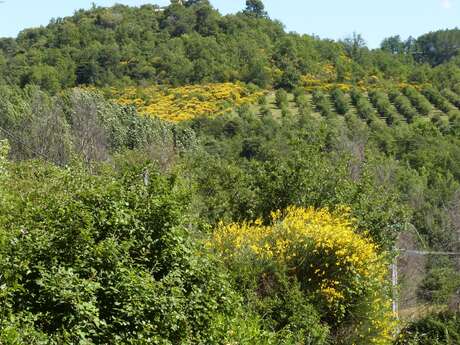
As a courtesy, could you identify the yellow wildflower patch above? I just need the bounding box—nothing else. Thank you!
[107,83,264,122]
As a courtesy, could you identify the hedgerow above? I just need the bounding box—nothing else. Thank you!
[388,89,418,122]
[350,88,378,123]
[0,159,264,344]
[402,86,432,116]
[369,90,403,125]
[422,86,454,113]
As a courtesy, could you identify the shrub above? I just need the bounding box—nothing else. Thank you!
[258,94,268,105]
[280,104,292,117]
[292,86,306,102]
[294,92,312,116]
[402,86,432,116]
[452,82,460,95]
[441,88,460,108]
[431,113,450,133]
[422,86,454,113]
[0,160,252,344]
[260,104,273,117]
[110,83,264,122]
[389,90,418,122]
[331,88,350,115]
[275,89,289,108]
[312,90,334,118]
[210,206,395,345]
[395,312,460,345]
[350,88,378,123]
[369,90,403,125]
[418,267,460,304]
[417,256,460,305]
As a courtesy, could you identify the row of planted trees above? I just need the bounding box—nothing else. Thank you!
[279,85,460,133]
[252,85,460,139]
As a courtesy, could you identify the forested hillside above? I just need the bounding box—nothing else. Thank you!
[2,0,460,92]
[1,1,460,344]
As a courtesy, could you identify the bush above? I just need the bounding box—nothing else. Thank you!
[258,94,268,105]
[0,160,251,344]
[350,88,378,123]
[402,86,432,116]
[369,90,403,125]
[441,88,460,108]
[294,92,312,116]
[275,89,289,108]
[389,90,418,122]
[422,86,454,113]
[260,104,273,117]
[210,206,395,345]
[292,86,306,102]
[395,312,460,345]
[312,90,334,118]
[418,256,460,304]
[280,104,292,117]
[331,88,350,115]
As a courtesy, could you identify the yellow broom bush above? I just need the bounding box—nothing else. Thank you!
[210,206,396,345]
[108,83,264,122]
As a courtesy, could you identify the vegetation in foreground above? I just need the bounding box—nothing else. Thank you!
[2,0,460,344]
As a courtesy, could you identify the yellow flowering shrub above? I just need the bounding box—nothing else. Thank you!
[108,83,264,122]
[210,206,396,345]
[397,82,432,91]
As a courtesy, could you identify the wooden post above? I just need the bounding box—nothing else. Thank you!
[392,257,398,318]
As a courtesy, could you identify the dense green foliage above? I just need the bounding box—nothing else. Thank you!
[330,88,350,115]
[2,82,460,344]
[2,1,460,92]
[369,89,403,125]
[395,312,460,345]
[402,87,432,115]
[350,88,379,123]
[0,161,239,344]
[312,90,334,117]
[388,89,418,122]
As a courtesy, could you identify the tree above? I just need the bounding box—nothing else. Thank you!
[342,32,367,61]
[381,35,405,54]
[244,0,267,18]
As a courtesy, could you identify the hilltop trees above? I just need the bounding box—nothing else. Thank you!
[416,29,460,66]
[244,0,268,18]
[381,35,406,55]
[2,1,457,93]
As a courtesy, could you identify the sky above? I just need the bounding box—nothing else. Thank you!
[0,0,459,48]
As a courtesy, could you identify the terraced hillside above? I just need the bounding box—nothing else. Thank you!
[250,86,460,132]
[110,82,460,133]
